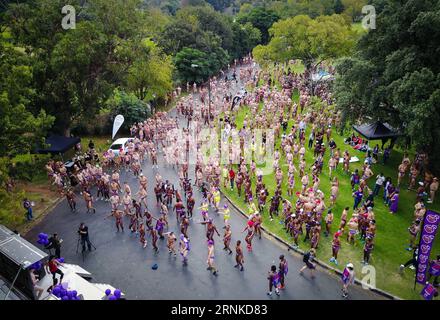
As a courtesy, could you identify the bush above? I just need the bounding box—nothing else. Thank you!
[0,189,26,229]
[107,90,151,131]
[10,154,50,182]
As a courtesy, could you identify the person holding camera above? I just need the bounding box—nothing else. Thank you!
[45,233,62,258]
[78,222,92,252]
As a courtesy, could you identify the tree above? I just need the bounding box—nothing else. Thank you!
[334,0,440,173]
[206,0,233,11]
[107,90,151,131]
[125,39,174,101]
[174,47,212,84]
[230,22,261,60]
[334,0,345,14]
[0,33,54,158]
[5,0,147,136]
[342,0,367,21]
[236,6,280,44]
[253,14,357,92]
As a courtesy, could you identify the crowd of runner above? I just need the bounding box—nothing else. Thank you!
[42,54,439,298]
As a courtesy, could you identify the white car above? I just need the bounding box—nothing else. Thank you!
[108,138,132,156]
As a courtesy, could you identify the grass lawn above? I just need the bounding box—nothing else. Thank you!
[220,67,439,300]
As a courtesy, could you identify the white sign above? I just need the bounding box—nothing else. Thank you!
[61,5,76,30]
[112,115,124,139]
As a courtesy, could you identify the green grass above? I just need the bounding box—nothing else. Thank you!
[220,69,439,300]
[81,136,112,153]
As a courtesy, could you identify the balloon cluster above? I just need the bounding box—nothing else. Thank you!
[37,233,49,246]
[105,288,122,300]
[29,261,43,271]
[51,284,79,300]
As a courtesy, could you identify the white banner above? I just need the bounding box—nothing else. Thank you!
[112,115,124,139]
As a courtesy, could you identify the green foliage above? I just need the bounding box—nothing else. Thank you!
[334,0,440,173]
[230,22,261,60]
[4,0,150,135]
[107,90,151,130]
[125,39,174,101]
[160,5,234,55]
[253,14,357,70]
[334,0,345,14]
[236,6,280,44]
[206,0,233,11]
[342,0,368,21]
[0,188,26,228]
[174,48,214,84]
[0,33,55,158]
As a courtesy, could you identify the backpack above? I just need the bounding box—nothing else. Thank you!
[303,252,310,263]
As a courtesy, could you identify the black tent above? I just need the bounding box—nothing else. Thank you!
[352,121,402,148]
[352,121,401,140]
[37,135,80,155]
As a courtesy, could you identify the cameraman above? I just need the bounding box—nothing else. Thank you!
[45,233,62,258]
[78,222,92,252]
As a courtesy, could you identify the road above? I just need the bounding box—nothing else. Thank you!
[25,64,382,300]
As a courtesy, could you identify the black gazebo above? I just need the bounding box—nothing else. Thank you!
[352,121,402,148]
[36,135,80,160]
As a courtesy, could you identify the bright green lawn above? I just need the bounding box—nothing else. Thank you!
[221,73,439,300]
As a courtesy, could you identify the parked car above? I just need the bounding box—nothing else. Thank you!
[108,138,132,156]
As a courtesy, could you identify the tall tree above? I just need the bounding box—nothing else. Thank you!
[0,34,54,157]
[253,14,357,92]
[5,0,147,136]
[334,0,440,173]
[236,6,280,44]
[125,39,174,101]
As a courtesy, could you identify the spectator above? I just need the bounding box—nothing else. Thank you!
[23,198,33,221]
[373,173,385,197]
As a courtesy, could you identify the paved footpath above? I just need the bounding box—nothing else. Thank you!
[25,65,383,300]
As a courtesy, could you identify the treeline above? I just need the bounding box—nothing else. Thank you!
[0,0,269,154]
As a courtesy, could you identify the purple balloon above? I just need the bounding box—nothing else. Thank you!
[58,257,65,263]
[108,295,117,300]
[61,295,69,300]
[72,290,77,297]
[113,289,121,298]
[105,289,111,296]
[67,291,73,298]
[52,287,61,297]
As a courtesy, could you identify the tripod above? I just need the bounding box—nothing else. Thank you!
[76,235,96,262]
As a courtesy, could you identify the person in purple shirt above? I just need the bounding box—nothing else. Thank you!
[389,190,400,214]
[386,183,396,206]
[353,189,363,210]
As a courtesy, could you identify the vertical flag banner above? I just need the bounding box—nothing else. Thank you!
[416,210,440,284]
[420,283,437,300]
[112,115,124,139]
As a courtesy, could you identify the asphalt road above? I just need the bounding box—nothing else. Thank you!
[25,65,382,300]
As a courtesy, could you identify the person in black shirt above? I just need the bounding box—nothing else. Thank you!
[46,233,62,258]
[78,223,92,252]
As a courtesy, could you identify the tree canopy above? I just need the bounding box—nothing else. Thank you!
[334,0,440,173]
[253,14,357,72]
